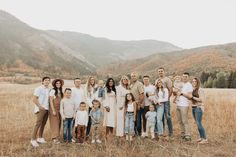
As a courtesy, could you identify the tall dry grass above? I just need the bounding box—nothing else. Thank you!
[0,82,235,157]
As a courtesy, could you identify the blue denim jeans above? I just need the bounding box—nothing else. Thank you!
[136,108,143,135]
[125,112,135,135]
[162,101,173,136]
[192,107,207,139]
[63,118,74,142]
[86,107,92,136]
[156,104,164,135]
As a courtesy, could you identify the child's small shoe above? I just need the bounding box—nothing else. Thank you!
[96,139,102,144]
[130,136,133,141]
[91,140,95,144]
[126,135,129,141]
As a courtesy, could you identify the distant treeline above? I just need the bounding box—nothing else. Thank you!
[200,71,236,88]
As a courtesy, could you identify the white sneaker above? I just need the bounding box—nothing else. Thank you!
[37,138,47,144]
[31,140,39,147]
[91,140,95,144]
[96,139,102,144]
[72,139,76,143]
[142,132,147,138]
[126,135,129,141]
[53,139,60,144]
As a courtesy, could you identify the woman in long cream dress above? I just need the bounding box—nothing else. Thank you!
[103,78,117,136]
[116,76,130,137]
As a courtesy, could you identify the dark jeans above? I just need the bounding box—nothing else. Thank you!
[63,118,74,142]
[142,106,149,132]
[86,107,92,136]
[192,107,207,139]
[135,108,143,135]
[162,101,173,136]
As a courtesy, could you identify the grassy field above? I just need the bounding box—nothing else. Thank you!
[0,82,236,157]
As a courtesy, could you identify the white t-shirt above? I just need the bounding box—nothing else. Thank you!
[75,110,88,126]
[71,87,85,111]
[33,85,50,111]
[157,88,169,104]
[176,82,193,107]
[144,84,156,106]
[127,103,134,112]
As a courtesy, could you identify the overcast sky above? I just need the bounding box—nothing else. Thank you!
[1,0,236,49]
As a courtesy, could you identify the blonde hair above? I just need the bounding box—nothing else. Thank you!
[120,75,130,89]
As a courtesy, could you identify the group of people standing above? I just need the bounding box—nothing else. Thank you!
[30,67,208,148]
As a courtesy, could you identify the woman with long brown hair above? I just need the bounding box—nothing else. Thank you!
[49,78,64,144]
[191,78,208,144]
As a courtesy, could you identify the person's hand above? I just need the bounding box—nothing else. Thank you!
[119,107,123,110]
[38,105,45,111]
[52,110,56,116]
[105,107,110,112]
[140,103,144,109]
[137,104,141,111]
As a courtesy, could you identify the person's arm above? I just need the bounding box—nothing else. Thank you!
[192,89,204,103]
[116,86,123,110]
[133,102,137,121]
[145,112,148,119]
[60,100,65,120]
[181,84,193,99]
[49,90,56,116]
[33,88,45,111]
[85,112,88,127]
[166,78,173,99]
[137,83,145,108]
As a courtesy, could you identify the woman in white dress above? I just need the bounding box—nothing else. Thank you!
[103,78,117,136]
[116,75,130,137]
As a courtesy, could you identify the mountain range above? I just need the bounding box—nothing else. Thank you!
[1,10,236,79]
[0,10,181,77]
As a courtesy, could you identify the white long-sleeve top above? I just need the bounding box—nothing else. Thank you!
[156,88,169,103]
[75,110,88,126]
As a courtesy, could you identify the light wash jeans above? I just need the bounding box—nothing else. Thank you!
[125,112,135,135]
[192,107,207,139]
[156,104,164,135]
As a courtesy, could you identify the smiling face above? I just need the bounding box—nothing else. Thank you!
[149,104,155,111]
[80,103,86,111]
[64,89,72,98]
[109,79,114,87]
[93,101,100,109]
[74,79,81,88]
[122,78,128,86]
[131,72,138,82]
[126,94,132,101]
[158,68,165,78]
[90,77,95,86]
[182,74,189,83]
[55,81,62,88]
[143,77,150,86]
[42,78,50,87]
[156,80,163,88]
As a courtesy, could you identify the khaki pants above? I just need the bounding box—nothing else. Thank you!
[31,109,48,140]
[49,111,61,139]
[176,106,190,136]
[76,125,86,143]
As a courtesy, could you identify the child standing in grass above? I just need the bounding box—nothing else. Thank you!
[89,99,103,144]
[60,88,76,143]
[74,102,88,144]
[124,93,136,141]
[145,104,157,139]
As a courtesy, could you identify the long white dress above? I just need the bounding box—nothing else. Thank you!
[116,85,130,136]
[103,90,117,127]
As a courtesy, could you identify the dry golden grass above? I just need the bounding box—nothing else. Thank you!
[0,82,236,157]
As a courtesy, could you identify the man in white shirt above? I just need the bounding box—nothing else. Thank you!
[175,72,193,141]
[142,75,156,137]
[31,77,50,147]
[71,78,85,111]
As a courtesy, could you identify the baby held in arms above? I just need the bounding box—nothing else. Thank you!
[146,92,159,105]
[173,76,184,104]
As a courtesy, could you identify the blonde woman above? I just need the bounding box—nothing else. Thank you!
[84,76,96,137]
[116,75,130,137]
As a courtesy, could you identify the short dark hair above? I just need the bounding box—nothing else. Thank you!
[74,78,81,81]
[64,88,72,92]
[158,67,165,71]
[143,75,150,78]
[183,72,190,76]
[80,102,86,106]
[42,76,50,82]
